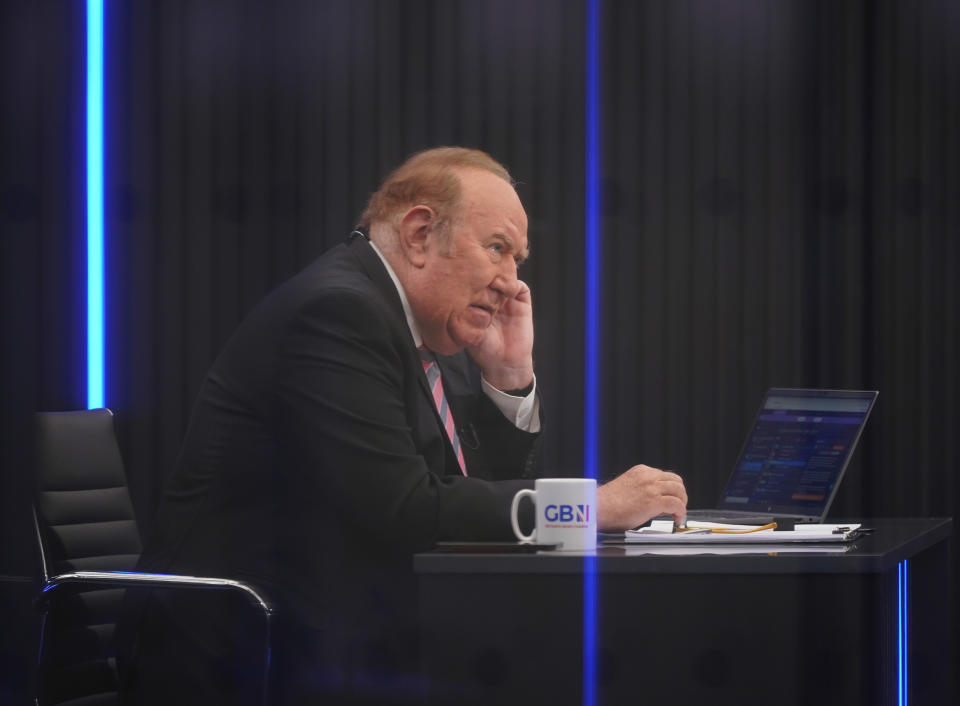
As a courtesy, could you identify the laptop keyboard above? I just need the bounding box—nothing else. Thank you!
[683,510,777,526]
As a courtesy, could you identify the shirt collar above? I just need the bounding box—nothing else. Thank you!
[368,240,423,348]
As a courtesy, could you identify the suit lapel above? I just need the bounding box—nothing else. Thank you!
[346,234,460,474]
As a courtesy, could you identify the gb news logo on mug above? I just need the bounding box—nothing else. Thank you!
[543,502,591,528]
[510,478,597,551]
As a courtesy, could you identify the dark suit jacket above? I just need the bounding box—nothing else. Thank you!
[129,233,543,703]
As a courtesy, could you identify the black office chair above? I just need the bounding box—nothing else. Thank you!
[33,409,274,706]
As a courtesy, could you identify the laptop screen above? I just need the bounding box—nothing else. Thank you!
[716,389,878,517]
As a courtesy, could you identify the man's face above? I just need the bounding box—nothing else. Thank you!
[406,168,529,354]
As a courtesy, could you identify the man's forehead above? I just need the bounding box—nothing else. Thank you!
[457,170,527,228]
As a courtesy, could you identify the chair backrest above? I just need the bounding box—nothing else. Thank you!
[33,409,276,706]
[35,409,142,577]
[34,409,141,706]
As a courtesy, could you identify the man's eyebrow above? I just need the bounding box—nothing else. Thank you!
[495,232,530,263]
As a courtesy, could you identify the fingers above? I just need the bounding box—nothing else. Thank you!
[629,466,686,499]
[499,280,531,308]
[651,477,688,522]
[596,464,689,531]
[657,477,688,506]
[658,470,684,485]
[658,496,688,525]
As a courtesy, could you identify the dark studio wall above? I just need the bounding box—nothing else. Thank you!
[99,0,590,538]
[599,0,958,525]
[2,0,958,703]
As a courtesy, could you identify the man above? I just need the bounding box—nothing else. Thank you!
[125,147,687,704]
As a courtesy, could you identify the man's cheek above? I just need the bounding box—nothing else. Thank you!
[450,316,488,347]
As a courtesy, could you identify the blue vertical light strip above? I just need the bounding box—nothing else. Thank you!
[904,560,909,705]
[86,0,105,409]
[898,560,908,706]
[897,562,903,704]
[584,0,601,477]
[583,1,601,706]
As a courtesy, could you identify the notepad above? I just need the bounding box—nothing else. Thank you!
[623,523,863,543]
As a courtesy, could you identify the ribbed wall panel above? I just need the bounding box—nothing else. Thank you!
[103,0,588,526]
[2,2,959,698]
[599,5,958,676]
[600,1,959,532]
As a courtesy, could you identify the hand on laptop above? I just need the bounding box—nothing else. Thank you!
[596,465,688,531]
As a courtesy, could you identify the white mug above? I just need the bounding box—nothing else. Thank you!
[510,478,597,551]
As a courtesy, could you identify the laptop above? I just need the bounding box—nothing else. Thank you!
[683,388,878,526]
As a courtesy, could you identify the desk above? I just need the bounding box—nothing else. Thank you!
[416,518,952,706]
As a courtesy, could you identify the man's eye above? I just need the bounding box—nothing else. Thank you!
[488,243,504,256]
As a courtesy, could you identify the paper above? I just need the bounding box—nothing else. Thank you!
[616,544,855,556]
[624,523,863,543]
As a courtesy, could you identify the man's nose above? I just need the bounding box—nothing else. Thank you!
[491,262,520,298]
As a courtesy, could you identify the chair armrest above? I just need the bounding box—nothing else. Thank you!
[36,570,275,706]
[37,570,273,619]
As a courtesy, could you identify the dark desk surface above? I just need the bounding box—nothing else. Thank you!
[415,517,952,575]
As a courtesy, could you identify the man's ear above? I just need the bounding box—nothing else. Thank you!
[397,205,436,268]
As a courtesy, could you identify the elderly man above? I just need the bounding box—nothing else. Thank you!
[125,147,687,705]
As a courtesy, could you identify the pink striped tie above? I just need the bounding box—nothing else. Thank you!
[419,348,467,476]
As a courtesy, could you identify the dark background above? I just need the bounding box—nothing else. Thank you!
[2,0,957,702]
